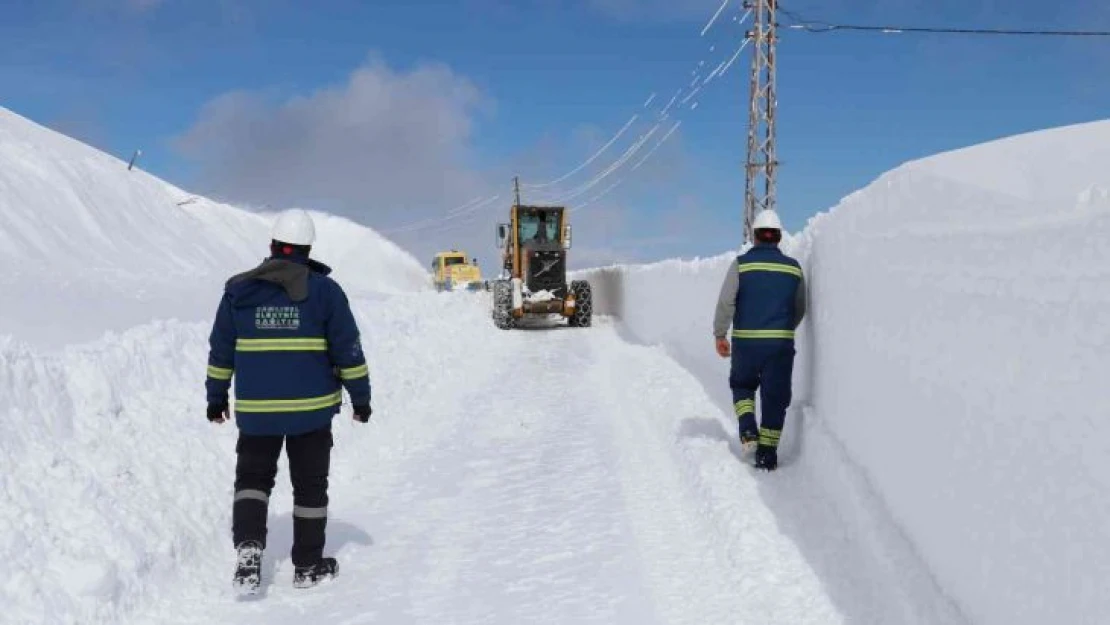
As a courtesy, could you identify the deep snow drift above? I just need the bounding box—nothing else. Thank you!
[577,119,1110,625]
[117,300,854,625]
[0,108,856,625]
[0,107,428,347]
[5,100,1108,624]
[0,109,857,624]
[0,107,426,623]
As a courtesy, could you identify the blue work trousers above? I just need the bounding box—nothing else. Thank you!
[729,339,795,447]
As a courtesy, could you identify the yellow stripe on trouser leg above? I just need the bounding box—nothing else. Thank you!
[734,399,755,417]
[759,428,782,447]
[235,391,343,413]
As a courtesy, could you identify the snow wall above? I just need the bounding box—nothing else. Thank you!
[0,107,432,623]
[0,107,429,347]
[576,120,1110,625]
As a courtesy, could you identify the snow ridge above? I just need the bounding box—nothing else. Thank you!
[577,117,1110,625]
[4,103,1110,625]
[0,107,429,347]
[0,321,227,625]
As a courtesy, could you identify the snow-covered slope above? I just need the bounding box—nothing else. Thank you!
[0,108,430,622]
[0,107,428,347]
[7,101,1108,625]
[577,119,1110,625]
[114,302,854,625]
[3,104,959,625]
[0,109,852,623]
[910,119,1110,204]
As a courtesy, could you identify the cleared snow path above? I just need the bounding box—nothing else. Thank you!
[120,293,848,625]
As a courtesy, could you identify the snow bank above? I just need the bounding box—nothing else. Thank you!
[0,321,231,625]
[0,106,436,622]
[575,252,739,387]
[0,290,487,625]
[578,119,1110,625]
[0,107,428,347]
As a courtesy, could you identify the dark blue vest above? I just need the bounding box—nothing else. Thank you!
[732,244,802,341]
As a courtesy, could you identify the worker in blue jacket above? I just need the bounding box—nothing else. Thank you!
[205,209,372,593]
[713,209,806,471]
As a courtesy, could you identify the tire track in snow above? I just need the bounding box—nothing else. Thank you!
[581,329,843,624]
[121,298,844,624]
[119,292,519,624]
[334,324,662,624]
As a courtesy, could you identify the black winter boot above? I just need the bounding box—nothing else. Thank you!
[293,557,338,589]
[232,540,264,595]
[754,445,778,471]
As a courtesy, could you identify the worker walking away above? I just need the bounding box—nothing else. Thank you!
[204,208,373,594]
[713,209,806,471]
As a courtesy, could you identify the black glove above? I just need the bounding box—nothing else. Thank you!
[207,402,229,423]
[352,404,372,423]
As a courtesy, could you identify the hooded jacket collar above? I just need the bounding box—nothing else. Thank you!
[226,256,332,303]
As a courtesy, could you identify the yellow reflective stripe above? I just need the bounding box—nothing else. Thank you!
[339,364,369,380]
[734,400,755,416]
[738,262,802,278]
[759,428,782,447]
[235,392,342,413]
[207,365,234,380]
[732,329,795,339]
[236,337,327,352]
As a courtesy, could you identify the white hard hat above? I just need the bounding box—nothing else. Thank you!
[271,209,316,246]
[752,209,783,231]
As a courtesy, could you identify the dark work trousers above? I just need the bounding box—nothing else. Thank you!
[729,339,795,448]
[232,426,332,567]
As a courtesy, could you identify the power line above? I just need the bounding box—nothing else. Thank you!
[701,0,733,37]
[569,119,684,215]
[389,3,756,236]
[539,122,663,205]
[382,195,501,235]
[521,114,639,190]
[778,6,1110,37]
[792,24,1110,36]
[521,5,755,200]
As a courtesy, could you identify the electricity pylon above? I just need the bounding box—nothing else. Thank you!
[743,0,779,243]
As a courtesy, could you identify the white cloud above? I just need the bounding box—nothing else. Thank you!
[173,53,729,269]
[174,56,492,232]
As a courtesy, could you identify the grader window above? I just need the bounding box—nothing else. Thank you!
[518,210,560,244]
[443,257,467,266]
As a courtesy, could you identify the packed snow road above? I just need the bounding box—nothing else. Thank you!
[121,291,846,625]
[5,288,963,625]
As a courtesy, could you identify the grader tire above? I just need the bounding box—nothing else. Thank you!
[568,280,593,327]
[492,280,515,330]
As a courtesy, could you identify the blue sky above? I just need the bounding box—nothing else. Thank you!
[2,0,1109,265]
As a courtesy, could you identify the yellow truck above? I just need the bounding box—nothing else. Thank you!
[431,250,484,292]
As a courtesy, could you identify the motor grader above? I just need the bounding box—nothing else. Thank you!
[489,203,592,330]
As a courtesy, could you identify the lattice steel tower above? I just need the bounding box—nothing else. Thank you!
[743,0,779,243]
